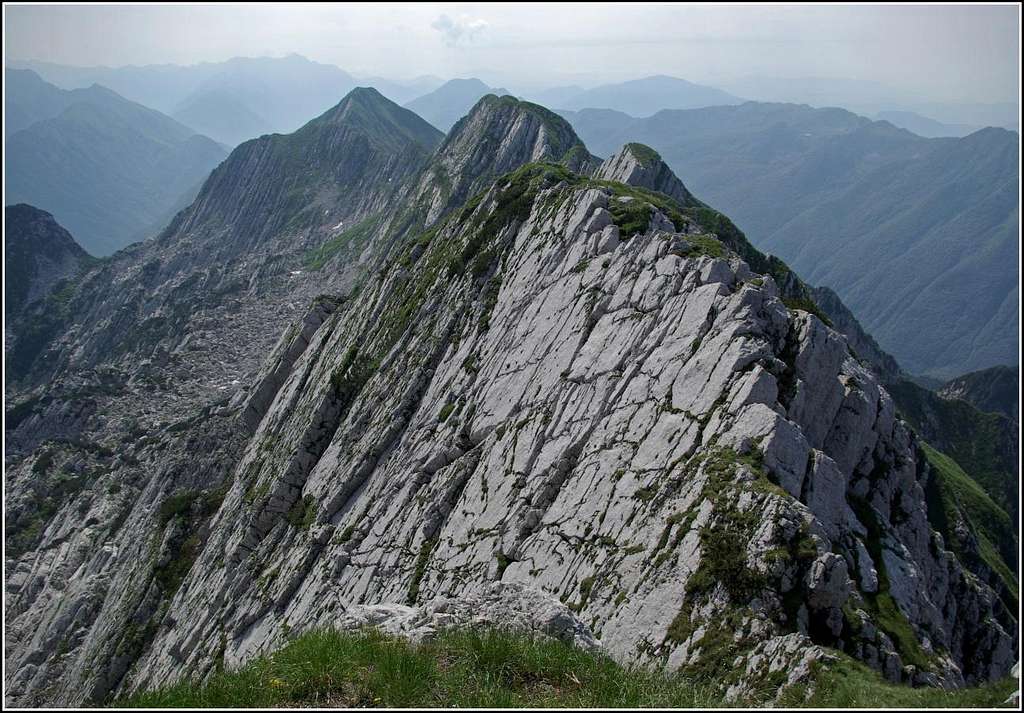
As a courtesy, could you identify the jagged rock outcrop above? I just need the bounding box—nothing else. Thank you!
[4,90,1016,707]
[810,284,902,383]
[812,287,1018,584]
[333,582,601,653]
[595,143,696,206]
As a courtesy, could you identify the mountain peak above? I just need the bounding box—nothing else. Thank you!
[415,94,598,224]
[344,85,388,101]
[168,87,442,253]
[296,86,444,150]
[595,142,696,206]
[446,77,490,89]
[451,94,597,171]
[320,85,397,118]
[5,203,82,245]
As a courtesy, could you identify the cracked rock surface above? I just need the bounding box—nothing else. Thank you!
[132,165,1015,701]
[3,91,1016,707]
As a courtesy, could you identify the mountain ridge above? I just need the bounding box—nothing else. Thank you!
[3,88,1016,707]
[10,55,365,147]
[563,101,1020,379]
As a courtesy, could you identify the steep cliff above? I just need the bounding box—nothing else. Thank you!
[3,92,1016,707]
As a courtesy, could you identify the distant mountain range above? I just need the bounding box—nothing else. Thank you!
[5,69,228,255]
[161,55,360,146]
[404,78,511,132]
[10,55,444,146]
[547,75,743,115]
[563,102,1019,379]
[721,75,1019,131]
[875,110,981,138]
[403,75,745,133]
[6,57,1018,375]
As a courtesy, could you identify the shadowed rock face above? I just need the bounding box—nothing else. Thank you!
[4,204,92,317]
[3,90,1016,707]
[4,204,94,377]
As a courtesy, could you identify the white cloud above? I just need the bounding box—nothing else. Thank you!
[431,13,489,48]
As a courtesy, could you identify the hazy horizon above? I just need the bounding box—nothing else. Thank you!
[4,3,1020,105]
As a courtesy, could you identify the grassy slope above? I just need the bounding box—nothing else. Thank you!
[116,628,1017,709]
[922,442,1018,602]
[887,377,1018,519]
[116,629,719,708]
[785,656,1018,709]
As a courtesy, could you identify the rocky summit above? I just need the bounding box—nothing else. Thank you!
[3,90,1017,707]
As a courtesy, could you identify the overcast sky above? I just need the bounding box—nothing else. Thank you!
[4,3,1020,103]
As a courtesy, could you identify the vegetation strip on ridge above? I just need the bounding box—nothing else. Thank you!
[113,627,1019,709]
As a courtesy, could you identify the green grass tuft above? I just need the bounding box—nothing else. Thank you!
[921,442,1017,602]
[114,628,723,709]
[115,628,1018,709]
[304,216,380,270]
[781,655,1018,708]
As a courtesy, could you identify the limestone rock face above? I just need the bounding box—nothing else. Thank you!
[333,582,601,654]
[129,166,1012,700]
[3,90,1016,707]
[810,284,902,383]
[415,94,599,224]
[595,143,696,206]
